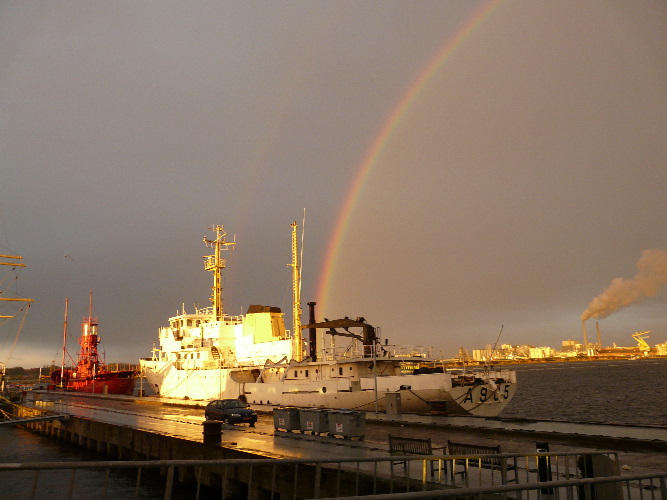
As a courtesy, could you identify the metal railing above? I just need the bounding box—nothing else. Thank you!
[319,344,434,361]
[1,452,657,500]
[0,395,70,425]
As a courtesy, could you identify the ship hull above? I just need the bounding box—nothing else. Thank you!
[141,360,516,416]
[52,370,136,395]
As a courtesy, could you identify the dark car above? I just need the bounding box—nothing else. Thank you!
[204,399,257,426]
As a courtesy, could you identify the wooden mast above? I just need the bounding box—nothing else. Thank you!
[0,254,33,318]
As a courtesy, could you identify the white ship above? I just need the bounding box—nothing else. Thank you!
[140,224,517,416]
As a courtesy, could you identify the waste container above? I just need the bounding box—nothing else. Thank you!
[299,408,330,435]
[273,407,301,432]
[328,410,365,440]
[202,420,222,444]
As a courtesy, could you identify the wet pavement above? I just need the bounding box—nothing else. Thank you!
[29,391,667,476]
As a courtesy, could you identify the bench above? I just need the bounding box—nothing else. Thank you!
[388,435,446,477]
[447,440,512,478]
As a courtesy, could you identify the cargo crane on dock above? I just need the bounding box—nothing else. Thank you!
[632,331,651,352]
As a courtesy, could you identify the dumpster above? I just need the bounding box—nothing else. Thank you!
[202,420,222,444]
[273,407,301,432]
[328,410,365,440]
[299,408,330,435]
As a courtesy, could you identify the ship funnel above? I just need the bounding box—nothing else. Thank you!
[308,301,317,362]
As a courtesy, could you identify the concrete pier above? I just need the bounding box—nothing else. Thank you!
[9,391,667,498]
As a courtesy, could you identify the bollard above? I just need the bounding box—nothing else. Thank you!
[536,441,553,495]
[202,420,222,444]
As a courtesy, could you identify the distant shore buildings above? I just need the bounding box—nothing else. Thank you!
[469,336,667,363]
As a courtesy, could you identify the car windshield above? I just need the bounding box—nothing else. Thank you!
[222,400,245,409]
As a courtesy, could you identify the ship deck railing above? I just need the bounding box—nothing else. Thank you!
[319,344,434,362]
[1,451,660,500]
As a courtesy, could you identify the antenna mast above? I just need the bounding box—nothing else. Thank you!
[289,221,302,362]
[203,225,235,320]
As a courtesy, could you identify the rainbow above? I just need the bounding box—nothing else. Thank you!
[316,0,503,313]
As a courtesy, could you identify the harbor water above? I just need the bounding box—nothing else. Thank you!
[500,358,667,427]
[0,427,203,499]
[1,358,665,498]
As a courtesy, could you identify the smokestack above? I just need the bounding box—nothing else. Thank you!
[595,321,602,348]
[581,319,589,349]
[308,301,317,362]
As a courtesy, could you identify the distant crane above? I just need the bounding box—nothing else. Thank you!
[632,331,651,352]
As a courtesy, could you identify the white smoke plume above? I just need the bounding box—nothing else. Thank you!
[581,249,667,321]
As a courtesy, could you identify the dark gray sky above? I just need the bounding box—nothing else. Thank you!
[1,1,665,368]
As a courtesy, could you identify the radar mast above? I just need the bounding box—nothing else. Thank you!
[203,226,235,320]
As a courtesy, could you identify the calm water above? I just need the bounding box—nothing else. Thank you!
[0,426,210,499]
[1,359,665,498]
[501,358,667,427]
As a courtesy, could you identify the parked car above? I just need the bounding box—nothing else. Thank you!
[204,399,257,426]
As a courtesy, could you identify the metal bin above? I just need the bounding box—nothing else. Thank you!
[273,407,301,432]
[299,408,330,435]
[328,410,365,440]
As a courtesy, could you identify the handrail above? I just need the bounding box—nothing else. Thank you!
[1,451,647,500]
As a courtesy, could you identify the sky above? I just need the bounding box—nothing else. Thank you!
[1,0,666,368]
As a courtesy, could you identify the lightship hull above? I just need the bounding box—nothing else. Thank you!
[64,371,136,395]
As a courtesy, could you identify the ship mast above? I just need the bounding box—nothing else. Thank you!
[77,289,101,379]
[0,254,34,318]
[59,298,68,388]
[203,225,235,320]
[289,221,302,362]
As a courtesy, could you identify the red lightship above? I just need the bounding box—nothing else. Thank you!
[50,293,136,395]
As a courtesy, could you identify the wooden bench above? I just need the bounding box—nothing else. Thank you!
[388,435,446,477]
[447,440,511,478]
